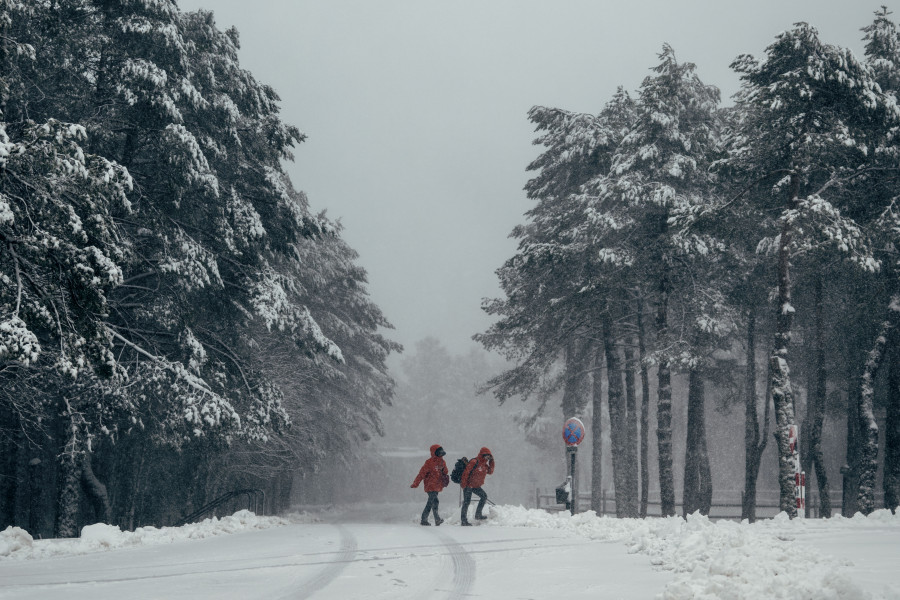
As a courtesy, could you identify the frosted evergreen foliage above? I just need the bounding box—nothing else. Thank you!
[731,23,896,183]
[863,6,900,93]
[0,119,131,380]
[1,0,398,502]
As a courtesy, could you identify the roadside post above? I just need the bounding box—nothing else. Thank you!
[563,417,586,515]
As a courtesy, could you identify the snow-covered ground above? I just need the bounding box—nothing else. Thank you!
[492,507,900,599]
[0,510,303,561]
[1,503,898,599]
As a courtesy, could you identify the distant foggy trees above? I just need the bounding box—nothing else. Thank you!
[367,338,556,507]
[479,11,900,519]
[0,0,397,537]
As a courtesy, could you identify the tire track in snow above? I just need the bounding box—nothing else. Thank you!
[433,530,475,600]
[292,524,357,600]
[2,537,561,591]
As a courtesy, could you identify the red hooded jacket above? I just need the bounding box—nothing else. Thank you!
[411,444,449,493]
[461,447,494,489]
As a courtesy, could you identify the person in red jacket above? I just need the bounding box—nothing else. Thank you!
[411,444,449,525]
[459,447,494,526]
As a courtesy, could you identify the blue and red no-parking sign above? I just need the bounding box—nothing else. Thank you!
[562,417,585,446]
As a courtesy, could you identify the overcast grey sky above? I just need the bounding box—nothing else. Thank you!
[180,0,875,356]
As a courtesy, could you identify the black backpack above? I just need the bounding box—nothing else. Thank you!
[450,457,469,484]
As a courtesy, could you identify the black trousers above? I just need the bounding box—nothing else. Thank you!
[461,487,487,521]
[421,491,440,523]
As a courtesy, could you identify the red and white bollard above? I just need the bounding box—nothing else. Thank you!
[789,425,805,519]
[795,471,806,518]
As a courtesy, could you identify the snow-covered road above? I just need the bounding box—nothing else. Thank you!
[0,519,668,599]
[2,503,899,599]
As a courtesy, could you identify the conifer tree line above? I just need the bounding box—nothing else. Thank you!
[0,0,398,537]
[478,9,900,520]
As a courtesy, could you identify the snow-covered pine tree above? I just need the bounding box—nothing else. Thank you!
[546,91,642,517]
[863,6,900,93]
[478,100,624,402]
[478,90,639,515]
[729,22,894,516]
[595,45,720,517]
[691,104,776,522]
[861,5,900,516]
[0,0,151,535]
[2,0,398,533]
[253,213,401,477]
[888,347,900,512]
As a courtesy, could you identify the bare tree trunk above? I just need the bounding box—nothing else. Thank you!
[637,300,651,518]
[184,449,208,525]
[802,350,814,518]
[699,427,712,515]
[886,349,900,512]
[0,416,17,528]
[843,363,862,516]
[683,370,712,516]
[742,310,770,522]
[771,173,799,517]
[81,452,111,524]
[856,296,900,514]
[13,428,30,528]
[27,456,42,535]
[603,313,631,517]
[128,447,146,529]
[684,378,700,516]
[591,346,604,513]
[656,261,676,517]
[55,407,81,538]
[743,310,759,523]
[683,369,712,517]
[809,276,831,517]
[623,341,640,517]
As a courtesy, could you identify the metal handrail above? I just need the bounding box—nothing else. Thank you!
[534,487,885,519]
[177,488,266,526]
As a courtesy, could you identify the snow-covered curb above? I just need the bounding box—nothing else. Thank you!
[0,509,318,561]
[487,505,900,600]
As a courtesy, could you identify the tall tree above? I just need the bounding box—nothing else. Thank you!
[636,298,652,517]
[887,350,900,511]
[592,45,720,516]
[1,1,399,533]
[601,309,636,517]
[729,23,891,515]
[862,5,900,515]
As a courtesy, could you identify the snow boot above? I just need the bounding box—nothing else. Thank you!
[435,516,444,526]
[460,520,472,526]
[420,520,431,526]
[474,514,487,520]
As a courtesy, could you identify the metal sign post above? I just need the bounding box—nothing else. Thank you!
[567,446,578,515]
[563,417,586,515]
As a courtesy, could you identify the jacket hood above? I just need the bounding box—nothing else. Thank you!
[479,447,492,457]
[430,444,442,458]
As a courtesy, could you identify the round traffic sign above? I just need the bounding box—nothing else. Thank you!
[563,417,586,446]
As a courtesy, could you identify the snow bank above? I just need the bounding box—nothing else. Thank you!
[0,510,292,561]
[489,506,900,600]
[0,527,33,556]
